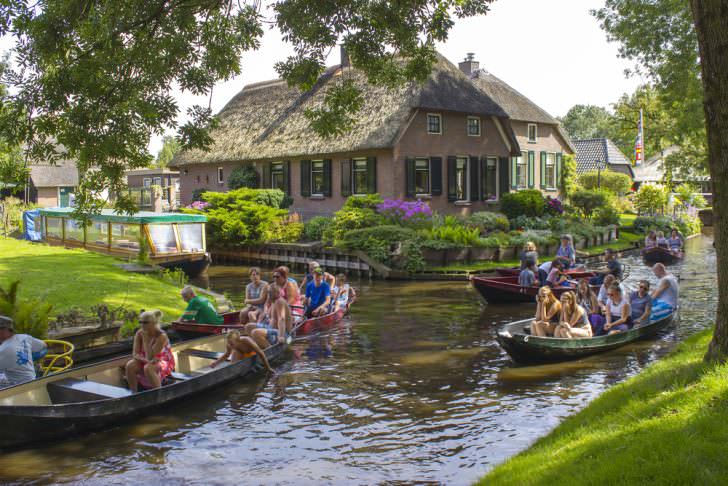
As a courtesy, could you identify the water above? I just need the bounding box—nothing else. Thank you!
[0,235,716,485]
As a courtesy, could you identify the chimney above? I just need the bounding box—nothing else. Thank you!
[458,52,479,76]
[340,45,351,68]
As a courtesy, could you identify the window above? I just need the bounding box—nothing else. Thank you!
[415,158,430,195]
[143,178,152,187]
[45,217,62,239]
[217,167,224,184]
[311,160,325,195]
[147,224,178,253]
[517,152,528,188]
[64,219,84,242]
[455,157,469,201]
[467,117,481,136]
[86,221,109,247]
[545,153,556,188]
[195,175,200,184]
[205,175,209,184]
[270,162,285,191]
[352,158,369,195]
[427,113,442,134]
[153,177,162,186]
[178,224,204,252]
[111,224,140,251]
[482,157,498,200]
[528,123,537,143]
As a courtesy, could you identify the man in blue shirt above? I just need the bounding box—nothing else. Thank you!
[304,267,331,318]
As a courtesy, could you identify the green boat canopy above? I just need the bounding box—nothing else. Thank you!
[39,207,207,224]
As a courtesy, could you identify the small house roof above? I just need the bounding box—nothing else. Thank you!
[171,54,518,167]
[29,158,79,188]
[633,145,710,182]
[573,138,634,178]
[38,207,207,224]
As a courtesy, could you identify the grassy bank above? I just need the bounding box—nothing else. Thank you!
[0,238,185,319]
[479,329,728,485]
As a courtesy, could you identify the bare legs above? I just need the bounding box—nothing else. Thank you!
[125,359,162,392]
[530,321,555,337]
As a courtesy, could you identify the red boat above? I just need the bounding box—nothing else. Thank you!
[470,276,600,304]
[494,267,595,279]
[172,306,350,340]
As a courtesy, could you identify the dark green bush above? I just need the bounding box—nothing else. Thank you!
[570,189,608,219]
[342,193,383,210]
[338,225,423,272]
[228,165,259,190]
[594,205,620,226]
[303,216,334,242]
[578,170,632,194]
[191,189,206,202]
[326,197,386,243]
[499,189,545,219]
[0,280,52,339]
[633,215,702,236]
[339,225,418,250]
[466,211,510,233]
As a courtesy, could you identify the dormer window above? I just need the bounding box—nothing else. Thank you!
[467,116,481,136]
[528,123,538,143]
[427,114,442,135]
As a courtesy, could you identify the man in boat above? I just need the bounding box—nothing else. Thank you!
[303,267,331,318]
[180,286,224,325]
[300,261,336,292]
[589,249,623,285]
[0,316,48,388]
[650,263,679,315]
[518,261,539,287]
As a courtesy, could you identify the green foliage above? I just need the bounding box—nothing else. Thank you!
[421,238,461,250]
[559,104,615,141]
[337,225,423,272]
[634,184,669,215]
[228,165,260,190]
[594,205,620,226]
[136,231,151,265]
[570,189,609,220]
[303,216,334,242]
[0,197,36,237]
[559,153,579,200]
[423,225,481,247]
[265,218,304,243]
[154,136,181,169]
[400,240,426,273]
[326,194,385,243]
[157,268,188,288]
[633,215,702,237]
[499,189,546,219]
[466,211,510,233]
[0,280,52,339]
[674,183,707,209]
[0,143,27,195]
[343,193,384,210]
[578,169,632,194]
[191,189,206,202]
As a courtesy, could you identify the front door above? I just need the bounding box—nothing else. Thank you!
[59,187,75,207]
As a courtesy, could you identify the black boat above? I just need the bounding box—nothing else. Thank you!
[496,312,675,364]
[642,246,682,265]
[0,333,287,449]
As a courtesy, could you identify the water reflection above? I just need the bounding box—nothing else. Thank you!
[0,234,716,485]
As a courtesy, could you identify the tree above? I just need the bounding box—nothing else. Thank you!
[578,169,632,195]
[228,165,259,190]
[570,189,608,220]
[0,143,27,195]
[154,136,181,169]
[689,0,728,361]
[0,0,496,217]
[633,184,669,216]
[558,153,578,201]
[559,104,615,141]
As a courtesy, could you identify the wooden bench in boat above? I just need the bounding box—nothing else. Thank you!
[48,377,133,404]
[180,349,225,360]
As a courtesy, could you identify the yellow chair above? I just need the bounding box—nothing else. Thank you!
[39,340,75,376]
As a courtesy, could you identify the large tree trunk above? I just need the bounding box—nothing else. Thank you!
[690,0,728,361]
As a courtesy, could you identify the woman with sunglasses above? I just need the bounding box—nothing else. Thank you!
[603,284,632,335]
[272,267,303,319]
[554,291,592,338]
[125,310,175,392]
[629,280,652,326]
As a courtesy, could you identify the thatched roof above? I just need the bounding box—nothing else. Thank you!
[171,54,515,167]
[29,158,79,188]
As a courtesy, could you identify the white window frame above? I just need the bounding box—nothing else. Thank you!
[455,155,470,202]
[545,152,557,190]
[427,113,442,135]
[483,156,499,201]
[153,176,162,187]
[217,167,224,184]
[517,151,528,189]
[467,116,481,137]
[310,159,325,196]
[143,177,152,187]
[527,123,538,143]
[415,157,431,196]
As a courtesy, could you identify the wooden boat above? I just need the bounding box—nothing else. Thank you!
[496,312,675,364]
[171,306,350,340]
[642,246,682,265]
[470,276,599,304]
[495,267,594,279]
[0,333,288,449]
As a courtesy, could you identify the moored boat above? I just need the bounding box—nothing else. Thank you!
[496,312,675,364]
[470,276,599,304]
[0,333,287,449]
[642,246,682,265]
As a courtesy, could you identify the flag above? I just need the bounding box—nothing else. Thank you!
[633,109,644,166]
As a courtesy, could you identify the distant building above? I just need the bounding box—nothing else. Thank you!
[633,145,711,193]
[573,138,635,178]
[126,168,180,210]
[28,158,79,207]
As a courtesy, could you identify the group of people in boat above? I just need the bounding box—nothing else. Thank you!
[530,262,679,339]
[645,229,684,256]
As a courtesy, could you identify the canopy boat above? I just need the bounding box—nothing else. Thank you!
[496,312,675,364]
[0,333,286,449]
[642,246,682,265]
[470,276,599,304]
[37,208,210,277]
[495,267,594,279]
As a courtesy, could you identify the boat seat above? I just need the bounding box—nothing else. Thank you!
[48,377,133,404]
[181,349,224,360]
[169,371,194,381]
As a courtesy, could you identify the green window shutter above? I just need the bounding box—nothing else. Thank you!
[366,156,377,194]
[447,156,458,202]
[322,159,332,197]
[527,151,535,188]
[405,158,416,198]
[341,159,352,197]
[556,153,563,191]
[263,163,272,189]
[540,152,547,189]
[300,160,311,197]
[430,157,442,196]
[469,155,479,202]
[283,161,291,195]
[510,156,518,189]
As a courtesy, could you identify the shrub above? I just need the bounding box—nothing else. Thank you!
[340,225,418,250]
[570,189,608,219]
[191,189,206,202]
[509,229,557,247]
[0,281,52,339]
[510,215,552,231]
[674,183,707,210]
[633,214,702,236]
[578,170,633,194]
[326,195,386,243]
[423,225,481,246]
[478,231,512,248]
[421,239,462,250]
[559,153,579,200]
[338,225,423,272]
[499,189,545,219]
[376,198,432,227]
[544,196,564,215]
[343,193,384,210]
[634,184,669,215]
[0,197,36,237]
[265,218,304,243]
[401,240,426,273]
[228,165,259,190]
[303,216,333,242]
[594,205,620,226]
[466,211,510,233]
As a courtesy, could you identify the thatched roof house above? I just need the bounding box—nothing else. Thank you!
[28,158,79,207]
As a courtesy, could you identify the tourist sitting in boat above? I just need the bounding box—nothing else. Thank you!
[300,261,336,293]
[668,229,684,255]
[597,274,627,311]
[589,248,623,285]
[125,310,175,392]
[272,266,304,319]
[281,266,297,286]
[210,331,273,372]
[577,277,604,334]
[333,273,355,312]
[546,260,571,287]
[249,283,293,348]
[304,267,332,318]
[239,267,268,325]
[518,262,539,287]
[520,241,539,270]
[656,231,668,248]
[650,263,679,313]
[554,291,592,338]
[630,280,653,327]
[603,285,632,334]
[644,230,657,249]
[0,316,48,388]
[180,286,223,325]
[555,234,576,268]
[530,286,562,337]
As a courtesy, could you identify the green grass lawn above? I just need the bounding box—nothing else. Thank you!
[619,213,638,228]
[478,329,728,485]
[0,238,185,320]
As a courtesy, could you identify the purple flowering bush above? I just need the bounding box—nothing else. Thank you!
[376,198,433,227]
[186,200,210,211]
[545,196,564,215]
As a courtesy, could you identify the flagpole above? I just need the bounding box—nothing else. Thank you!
[639,108,644,166]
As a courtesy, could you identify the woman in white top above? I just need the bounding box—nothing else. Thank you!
[554,291,592,338]
[604,284,632,334]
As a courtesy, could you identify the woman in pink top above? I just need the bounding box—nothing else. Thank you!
[125,310,175,392]
[272,266,303,318]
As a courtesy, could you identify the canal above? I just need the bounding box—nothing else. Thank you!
[0,234,716,485]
